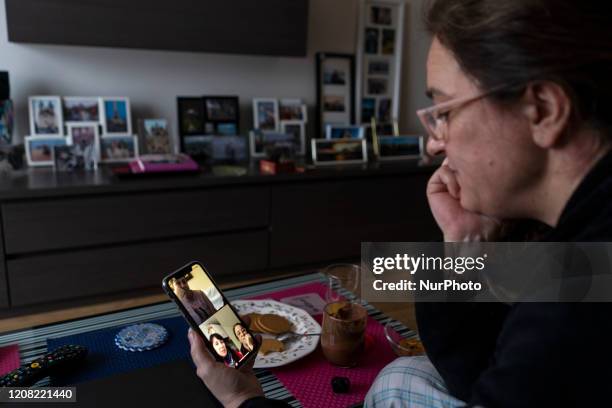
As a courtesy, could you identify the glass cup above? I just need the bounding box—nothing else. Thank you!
[324,263,361,303]
[320,301,367,367]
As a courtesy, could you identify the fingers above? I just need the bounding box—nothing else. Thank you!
[428,164,460,199]
[188,328,216,378]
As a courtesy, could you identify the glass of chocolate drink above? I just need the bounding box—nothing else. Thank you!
[320,301,367,367]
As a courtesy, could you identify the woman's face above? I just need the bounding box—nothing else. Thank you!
[425,37,545,218]
[212,337,227,357]
[234,325,251,345]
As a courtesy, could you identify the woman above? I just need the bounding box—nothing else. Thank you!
[188,1,611,406]
[209,333,239,368]
[233,323,256,356]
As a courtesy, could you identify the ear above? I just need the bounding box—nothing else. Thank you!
[521,81,572,148]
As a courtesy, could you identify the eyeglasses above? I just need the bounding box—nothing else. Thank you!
[416,86,510,142]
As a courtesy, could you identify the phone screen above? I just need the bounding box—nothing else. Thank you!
[165,263,257,368]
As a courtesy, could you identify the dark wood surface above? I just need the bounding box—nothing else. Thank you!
[8,230,268,307]
[5,0,309,57]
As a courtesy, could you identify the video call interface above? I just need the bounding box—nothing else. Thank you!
[169,264,256,367]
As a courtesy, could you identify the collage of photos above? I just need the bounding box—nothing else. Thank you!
[316,53,355,139]
[358,1,403,134]
[25,95,140,168]
[168,264,255,368]
[251,98,308,157]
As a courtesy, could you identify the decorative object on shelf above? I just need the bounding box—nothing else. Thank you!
[315,53,356,138]
[356,0,405,132]
[249,129,295,159]
[280,121,306,156]
[28,95,64,137]
[177,97,206,136]
[203,96,240,135]
[0,99,14,146]
[279,99,307,122]
[138,118,172,155]
[25,135,69,166]
[377,135,423,161]
[326,125,365,140]
[259,159,297,175]
[182,135,211,161]
[67,122,100,170]
[63,97,101,123]
[100,97,132,136]
[252,98,279,132]
[53,145,89,172]
[182,135,248,164]
[129,154,199,174]
[311,138,368,166]
[99,135,138,163]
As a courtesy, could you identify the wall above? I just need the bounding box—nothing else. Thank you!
[0,0,430,146]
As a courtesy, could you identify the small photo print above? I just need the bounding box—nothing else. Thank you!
[100,135,138,162]
[312,139,367,165]
[141,119,172,154]
[210,135,247,163]
[279,99,307,122]
[205,97,238,122]
[323,95,346,113]
[382,29,396,55]
[184,135,213,158]
[326,125,364,140]
[25,136,68,166]
[253,99,279,131]
[63,97,100,122]
[365,28,379,54]
[101,97,131,135]
[216,122,238,136]
[68,123,99,170]
[378,98,392,123]
[362,98,376,124]
[368,59,390,75]
[53,145,90,172]
[371,6,392,25]
[323,67,347,85]
[280,121,305,155]
[378,136,423,160]
[29,96,63,136]
[368,78,388,95]
[178,97,205,135]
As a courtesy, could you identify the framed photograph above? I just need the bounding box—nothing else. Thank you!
[311,139,368,166]
[204,96,239,122]
[367,78,388,95]
[280,121,306,156]
[63,97,101,123]
[25,136,69,166]
[382,29,396,55]
[29,96,63,136]
[99,135,138,163]
[253,98,279,131]
[279,99,307,122]
[53,144,99,172]
[100,97,132,135]
[249,130,295,158]
[216,122,238,136]
[183,135,213,160]
[378,136,423,161]
[316,53,356,138]
[178,97,206,136]
[361,98,376,123]
[326,125,365,140]
[0,99,14,145]
[368,58,391,75]
[371,5,393,26]
[364,28,379,54]
[68,122,100,169]
[139,119,172,154]
[209,135,248,163]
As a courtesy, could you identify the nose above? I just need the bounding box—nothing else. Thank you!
[426,136,446,157]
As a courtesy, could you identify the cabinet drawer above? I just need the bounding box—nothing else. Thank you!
[2,187,269,254]
[8,230,268,307]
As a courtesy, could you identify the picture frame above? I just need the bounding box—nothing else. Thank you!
[311,138,368,166]
[138,118,172,155]
[99,135,139,163]
[63,97,101,123]
[28,96,64,137]
[0,99,14,146]
[280,120,306,156]
[377,135,423,161]
[316,53,356,138]
[183,135,213,160]
[177,97,206,136]
[326,125,365,140]
[100,97,132,136]
[25,136,69,166]
[67,122,100,169]
[252,98,279,132]
[203,96,240,136]
[279,99,308,122]
[249,129,294,159]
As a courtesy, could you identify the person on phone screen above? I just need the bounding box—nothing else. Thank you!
[210,333,239,368]
[174,277,216,326]
[233,323,256,355]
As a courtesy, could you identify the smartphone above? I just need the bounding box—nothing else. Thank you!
[162,261,259,368]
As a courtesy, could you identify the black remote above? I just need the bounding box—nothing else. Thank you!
[0,345,88,387]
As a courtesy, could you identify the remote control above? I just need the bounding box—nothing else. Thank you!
[0,345,88,387]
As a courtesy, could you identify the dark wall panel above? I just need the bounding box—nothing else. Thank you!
[8,230,268,307]
[5,0,309,57]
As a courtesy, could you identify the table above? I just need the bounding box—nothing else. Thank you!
[0,273,416,407]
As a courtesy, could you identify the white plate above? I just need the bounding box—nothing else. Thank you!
[231,299,321,368]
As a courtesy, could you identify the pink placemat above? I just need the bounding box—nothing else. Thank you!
[0,344,20,376]
[249,282,398,408]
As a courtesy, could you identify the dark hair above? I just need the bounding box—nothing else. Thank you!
[424,0,612,135]
[233,323,245,333]
[209,333,226,350]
